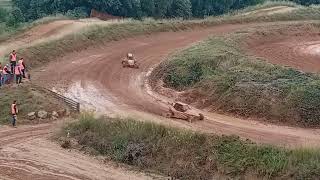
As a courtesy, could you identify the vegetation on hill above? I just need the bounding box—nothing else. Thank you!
[0,84,67,124]
[61,114,320,179]
[151,23,320,127]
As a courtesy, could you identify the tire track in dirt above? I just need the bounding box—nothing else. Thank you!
[32,22,320,148]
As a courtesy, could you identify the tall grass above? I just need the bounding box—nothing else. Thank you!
[62,114,320,179]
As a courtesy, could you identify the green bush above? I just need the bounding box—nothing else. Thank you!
[65,7,88,19]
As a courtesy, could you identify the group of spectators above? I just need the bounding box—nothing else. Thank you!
[0,50,28,87]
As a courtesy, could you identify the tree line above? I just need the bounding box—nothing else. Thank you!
[12,0,266,21]
[9,0,320,23]
[291,0,320,5]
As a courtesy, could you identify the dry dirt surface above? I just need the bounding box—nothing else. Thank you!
[32,22,320,148]
[0,122,156,180]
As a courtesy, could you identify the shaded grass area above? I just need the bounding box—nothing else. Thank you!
[0,83,66,124]
[61,114,320,179]
[16,3,320,70]
[152,23,320,127]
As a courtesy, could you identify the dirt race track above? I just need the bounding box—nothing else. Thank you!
[1,18,320,179]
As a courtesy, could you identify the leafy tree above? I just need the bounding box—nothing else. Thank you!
[11,7,25,22]
[140,0,155,16]
[66,7,88,18]
[154,0,172,18]
[12,0,269,20]
[169,0,192,19]
[6,7,25,27]
[0,8,8,22]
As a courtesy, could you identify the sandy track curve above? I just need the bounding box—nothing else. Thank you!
[0,20,162,179]
[32,23,320,148]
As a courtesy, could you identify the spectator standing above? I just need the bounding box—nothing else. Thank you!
[0,63,2,87]
[18,58,26,78]
[9,50,17,74]
[2,64,10,85]
[14,63,22,84]
[11,100,18,127]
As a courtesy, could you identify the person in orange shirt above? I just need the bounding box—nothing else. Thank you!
[14,63,22,84]
[11,100,18,127]
[18,58,25,78]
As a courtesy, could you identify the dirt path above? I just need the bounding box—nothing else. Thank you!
[0,122,156,180]
[32,22,320,148]
[0,19,123,61]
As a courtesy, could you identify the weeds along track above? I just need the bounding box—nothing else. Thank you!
[28,21,320,148]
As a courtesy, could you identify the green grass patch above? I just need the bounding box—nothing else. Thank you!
[153,23,320,127]
[61,114,320,179]
[0,83,67,124]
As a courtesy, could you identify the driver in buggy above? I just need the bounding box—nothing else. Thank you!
[122,53,139,68]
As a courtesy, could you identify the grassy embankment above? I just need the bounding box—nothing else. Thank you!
[61,114,320,179]
[0,84,67,124]
[15,1,320,69]
[151,23,320,127]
